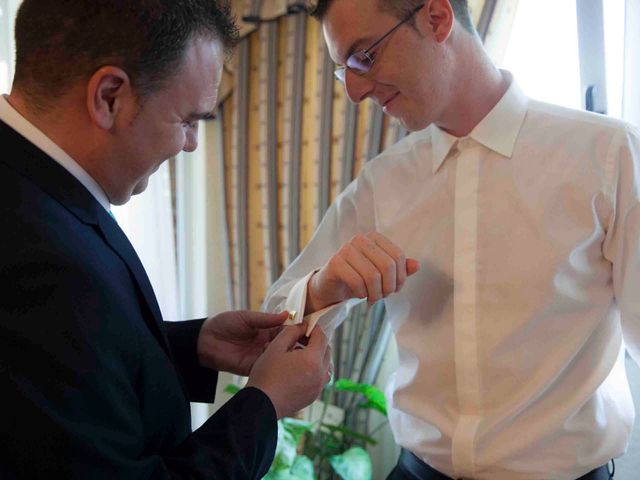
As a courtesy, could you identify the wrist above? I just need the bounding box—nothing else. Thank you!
[196,317,220,370]
[305,272,326,315]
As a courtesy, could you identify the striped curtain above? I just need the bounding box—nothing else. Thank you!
[222,0,498,310]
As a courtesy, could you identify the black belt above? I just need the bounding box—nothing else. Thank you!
[398,450,614,480]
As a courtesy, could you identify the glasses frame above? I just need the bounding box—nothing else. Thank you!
[334,3,426,83]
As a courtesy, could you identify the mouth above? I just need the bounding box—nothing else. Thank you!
[381,92,400,111]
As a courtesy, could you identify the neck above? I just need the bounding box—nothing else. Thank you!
[7,89,113,202]
[8,89,98,169]
[436,36,509,137]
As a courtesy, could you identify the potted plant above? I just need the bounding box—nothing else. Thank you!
[226,378,388,480]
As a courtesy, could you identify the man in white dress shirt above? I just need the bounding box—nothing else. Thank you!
[262,0,640,478]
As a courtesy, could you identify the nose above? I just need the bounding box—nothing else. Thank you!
[183,125,199,153]
[344,69,375,104]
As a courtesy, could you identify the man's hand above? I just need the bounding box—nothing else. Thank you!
[246,324,331,419]
[306,231,420,313]
[197,310,288,376]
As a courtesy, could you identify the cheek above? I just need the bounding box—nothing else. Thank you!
[169,129,188,155]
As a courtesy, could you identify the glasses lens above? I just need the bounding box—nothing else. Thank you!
[346,50,373,74]
[334,67,346,83]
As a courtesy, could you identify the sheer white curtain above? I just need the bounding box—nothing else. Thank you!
[175,118,235,429]
[0,0,19,94]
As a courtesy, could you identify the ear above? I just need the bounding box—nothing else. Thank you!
[418,0,455,44]
[86,66,132,130]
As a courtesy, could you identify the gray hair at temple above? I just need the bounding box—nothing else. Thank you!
[310,0,476,35]
[13,0,239,112]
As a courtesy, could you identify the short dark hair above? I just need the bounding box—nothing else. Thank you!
[13,0,239,111]
[311,0,476,35]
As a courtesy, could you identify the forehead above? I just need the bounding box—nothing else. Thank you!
[161,36,223,109]
[321,0,395,63]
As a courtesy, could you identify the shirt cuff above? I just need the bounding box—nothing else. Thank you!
[281,270,341,336]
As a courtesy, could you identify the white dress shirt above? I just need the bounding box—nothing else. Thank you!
[0,95,111,211]
[262,73,640,479]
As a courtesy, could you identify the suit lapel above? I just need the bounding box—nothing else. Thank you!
[94,212,172,357]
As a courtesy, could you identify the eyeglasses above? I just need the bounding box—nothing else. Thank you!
[334,3,425,84]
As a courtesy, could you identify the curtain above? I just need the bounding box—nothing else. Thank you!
[0,0,20,93]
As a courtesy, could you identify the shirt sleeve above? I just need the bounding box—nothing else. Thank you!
[261,167,377,337]
[605,125,640,365]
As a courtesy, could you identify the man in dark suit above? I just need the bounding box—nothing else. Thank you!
[0,1,331,478]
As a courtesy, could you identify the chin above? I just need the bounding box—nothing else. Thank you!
[132,178,150,196]
[399,116,431,133]
[110,191,134,206]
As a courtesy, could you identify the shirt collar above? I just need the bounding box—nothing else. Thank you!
[431,71,529,174]
[0,95,111,212]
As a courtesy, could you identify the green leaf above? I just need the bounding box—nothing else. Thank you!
[269,421,298,471]
[320,424,377,445]
[290,455,315,479]
[262,471,299,480]
[263,455,316,480]
[282,417,314,444]
[329,447,372,480]
[224,384,241,395]
[334,379,387,416]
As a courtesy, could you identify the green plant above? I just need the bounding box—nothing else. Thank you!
[225,379,387,480]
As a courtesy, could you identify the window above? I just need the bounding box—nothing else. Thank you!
[500,0,582,109]
[499,0,627,118]
[603,0,625,118]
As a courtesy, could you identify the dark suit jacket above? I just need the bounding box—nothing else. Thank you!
[0,120,277,479]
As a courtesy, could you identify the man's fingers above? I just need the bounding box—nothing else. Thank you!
[365,232,405,293]
[406,258,421,276]
[327,253,369,299]
[268,323,309,352]
[267,325,284,341]
[353,235,397,298]
[242,310,289,329]
[343,243,384,303]
[322,343,332,370]
[305,326,329,358]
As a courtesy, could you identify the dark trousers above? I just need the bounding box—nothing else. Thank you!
[386,450,614,480]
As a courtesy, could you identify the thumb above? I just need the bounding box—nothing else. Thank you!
[242,310,289,329]
[406,258,420,276]
[267,323,308,352]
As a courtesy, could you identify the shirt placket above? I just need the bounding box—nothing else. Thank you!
[451,138,482,478]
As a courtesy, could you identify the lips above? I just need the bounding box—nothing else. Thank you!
[381,92,400,113]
